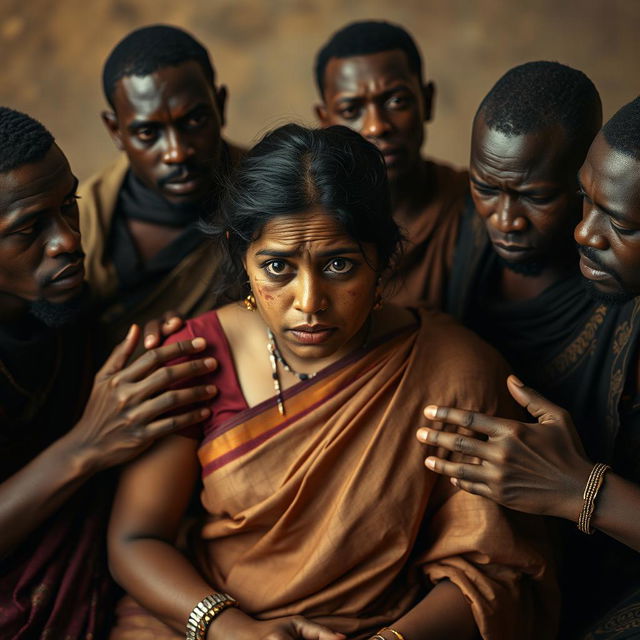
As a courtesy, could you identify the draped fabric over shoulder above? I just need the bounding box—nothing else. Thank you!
[110,308,558,640]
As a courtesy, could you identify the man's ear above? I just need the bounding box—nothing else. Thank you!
[101,111,124,151]
[422,81,435,123]
[215,85,228,128]
[315,103,330,127]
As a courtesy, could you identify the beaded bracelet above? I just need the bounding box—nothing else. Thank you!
[185,593,237,640]
[577,462,611,534]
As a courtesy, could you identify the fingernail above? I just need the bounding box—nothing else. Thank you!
[144,335,155,348]
[424,405,438,419]
[192,338,206,349]
[416,428,429,442]
[126,324,137,339]
[451,478,459,487]
[425,457,436,469]
[206,385,217,394]
[200,408,211,417]
[509,374,524,387]
[204,358,216,369]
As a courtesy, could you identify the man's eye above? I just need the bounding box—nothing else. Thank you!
[13,224,37,237]
[611,221,639,236]
[339,106,359,120]
[387,95,410,109]
[325,258,353,274]
[135,128,157,142]
[185,113,208,129]
[473,184,498,196]
[62,194,80,209]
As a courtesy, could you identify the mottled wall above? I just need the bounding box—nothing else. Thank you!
[1,0,638,180]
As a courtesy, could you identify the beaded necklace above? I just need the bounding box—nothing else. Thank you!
[267,329,317,415]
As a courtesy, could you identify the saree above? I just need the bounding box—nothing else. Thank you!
[110,309,557,640]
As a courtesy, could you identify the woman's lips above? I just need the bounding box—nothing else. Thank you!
[287,327,336,345]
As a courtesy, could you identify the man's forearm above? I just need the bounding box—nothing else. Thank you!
[0,433,93,557]
[590,472,640,552]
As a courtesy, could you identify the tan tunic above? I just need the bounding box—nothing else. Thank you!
[78,146,243,350]
[387,158,469,309]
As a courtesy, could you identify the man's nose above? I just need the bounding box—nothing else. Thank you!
[574,203,609,251]
[361,104,392,139]
[162,128,193,164]
[490,193,527,233]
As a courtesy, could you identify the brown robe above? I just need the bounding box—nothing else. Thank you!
[78,145,243,350]
[386,158,469,309]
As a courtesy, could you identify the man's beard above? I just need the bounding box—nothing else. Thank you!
[28,284,90,328]
[577,246,634,306]
[498,255,546,276]
[580,278,634,306]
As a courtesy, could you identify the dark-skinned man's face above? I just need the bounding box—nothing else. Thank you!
[0,144,85,320]
[103,60,226,206]
[576,132,640,299]
[470,115,583,268]
[315,49,433,185]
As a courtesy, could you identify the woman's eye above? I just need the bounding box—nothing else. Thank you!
[326,258,353,274]
[265,260,289,275]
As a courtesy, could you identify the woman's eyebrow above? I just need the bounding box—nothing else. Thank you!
[254,246,361,258]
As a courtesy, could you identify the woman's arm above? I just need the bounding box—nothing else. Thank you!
[375,580,477,640]
[108,433,345,640]
[108,433,214,633]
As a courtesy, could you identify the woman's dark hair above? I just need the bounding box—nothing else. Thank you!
[206,123,401,298]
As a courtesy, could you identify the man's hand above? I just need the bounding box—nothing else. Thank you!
[416,375,593,521]
[209,608,346,640]
[65,324,217,473]
[142,310,184,349]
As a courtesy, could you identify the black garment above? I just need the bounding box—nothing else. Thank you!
[107,170,208,311]
[446,201,640,637]
[0,316,117,639]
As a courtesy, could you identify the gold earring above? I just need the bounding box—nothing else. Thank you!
[243,292,257,311]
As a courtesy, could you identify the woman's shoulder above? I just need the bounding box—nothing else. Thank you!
[413,306,511,372]
[164,308,224,346]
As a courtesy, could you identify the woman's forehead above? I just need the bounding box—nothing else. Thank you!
[252,210,357,252]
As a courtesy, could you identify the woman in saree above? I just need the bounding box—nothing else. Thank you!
[107,124,557,640]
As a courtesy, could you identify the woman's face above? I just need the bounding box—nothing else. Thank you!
[244,208,379,366]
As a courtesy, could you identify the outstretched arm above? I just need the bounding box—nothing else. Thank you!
[416,375,640,552]
[0,324,215,557]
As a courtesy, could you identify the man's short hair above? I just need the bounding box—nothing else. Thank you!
[602,97,640,162]
[102,24,215,108]
[314,20,423,97]
[0,106,54,173]
[477,61,602,143]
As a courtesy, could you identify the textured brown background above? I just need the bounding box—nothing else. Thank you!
[1,0,638,180]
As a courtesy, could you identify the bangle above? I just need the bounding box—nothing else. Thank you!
[577,463,611,534]
[186,593,237,640]
[379,628,406,640]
